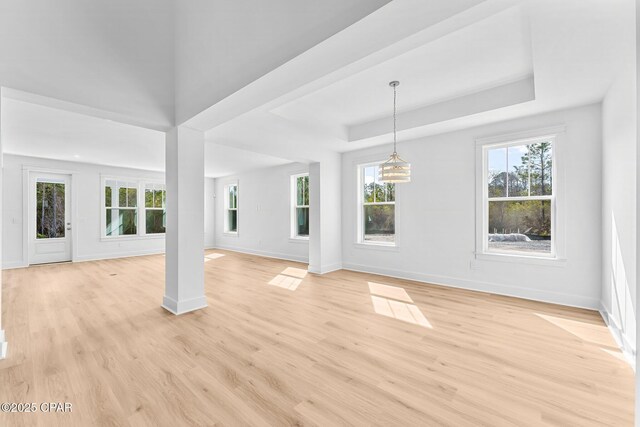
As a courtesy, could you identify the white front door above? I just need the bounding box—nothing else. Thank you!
[29,173,72,264]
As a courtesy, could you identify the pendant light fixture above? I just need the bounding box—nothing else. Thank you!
[380,80,411,183]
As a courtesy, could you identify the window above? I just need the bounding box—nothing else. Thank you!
[224,183,238,234]
[36,180,66,239]
[359,163,395,245]
[105,179,138,236]
[103,177,166,238]
[291,173,309,238]
[482,137,555,256]
[145,183,166,234]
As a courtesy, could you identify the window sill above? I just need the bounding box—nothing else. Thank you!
[223,232,239,237]
[475,252,567,267]
[289,237,309,244]
[353,242,399,252]
[101,234,165,242]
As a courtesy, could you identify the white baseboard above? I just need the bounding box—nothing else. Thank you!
[213,245,308,264]
[73,249,166,263]
[3,250,166,270]
[2,261,29,270]
[598,304,636,369]
[0,330,7,360]
[342,262,600,310]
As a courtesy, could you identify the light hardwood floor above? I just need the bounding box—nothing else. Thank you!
[0,250,634,426]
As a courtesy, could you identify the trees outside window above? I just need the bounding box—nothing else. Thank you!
[105,180,138,236]
[291,174,309,238]
[360,164,395,244]
[103,178,166,237]
[145,183,166,234]
[36,182,66,239]
[486,140,554,255]
[225,183,238,234]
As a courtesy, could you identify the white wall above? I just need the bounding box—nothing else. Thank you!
[601,54,637,360]
[2,154,215,268]
[215,163,309,263]
[341,104,603,309]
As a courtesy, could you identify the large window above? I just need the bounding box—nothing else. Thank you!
[224,183,238,234]
[103,178,165,238]
[145,183,166,234]
[483,137,555,256]
[359,163,395,245]
[291,173,309,238]
[105,180,138,236]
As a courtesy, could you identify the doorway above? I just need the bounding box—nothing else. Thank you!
[28,173,72,264]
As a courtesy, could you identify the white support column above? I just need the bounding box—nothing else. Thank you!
[162,125,207,315]
[0,92,6,359]
[308,153,343,274]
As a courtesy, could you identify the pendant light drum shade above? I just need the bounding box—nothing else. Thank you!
[379,152,411,183]
[380,80,411,183]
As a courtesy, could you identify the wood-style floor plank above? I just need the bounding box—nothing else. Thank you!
[0,250,634,426]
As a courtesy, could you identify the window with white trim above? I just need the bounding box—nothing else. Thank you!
[291,173,309,238]
[224,183,238,234]
[104,179,138,236]
[102,177,165,238]
[359,163,395,245]
[144,183,166,234]
[483,137,555,256]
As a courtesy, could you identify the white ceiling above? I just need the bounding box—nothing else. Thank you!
[0,0,634,176]
[271,6,532,129]
[202,0,635,162]
[204,144,290,177]
[1,98,290,178]
[0,0,175,130]
[2,98,165,171]
[174,0,391,124]
[0,0,390,130]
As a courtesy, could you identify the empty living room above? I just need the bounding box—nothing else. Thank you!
[0,0,639,425]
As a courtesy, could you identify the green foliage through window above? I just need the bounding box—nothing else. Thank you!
[226,184,238,233]
[105,180,163,237]
[362,165,395,243]
[294,175,309,237]
[486,140,553,254]
[36,181,65,239]
[144,184,166,234]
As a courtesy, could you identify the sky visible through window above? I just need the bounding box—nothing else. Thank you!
[486,141,553,255]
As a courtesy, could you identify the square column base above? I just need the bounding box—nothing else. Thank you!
[162,295,207,315]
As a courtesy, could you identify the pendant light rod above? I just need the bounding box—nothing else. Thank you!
[389,80,399,154]
[380,80,410,183]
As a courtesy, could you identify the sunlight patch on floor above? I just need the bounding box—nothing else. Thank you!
[281,267,308,279]
[368,282,413,303]
[601,347,628,363]
[535,313,613,347]
[268,267,308,291]
[368,282,431,328]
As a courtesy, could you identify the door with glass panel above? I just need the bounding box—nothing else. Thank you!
[29,173,72,264]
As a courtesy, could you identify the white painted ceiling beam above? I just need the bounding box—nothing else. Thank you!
[2,87,172,132]
[183,0,519,132]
